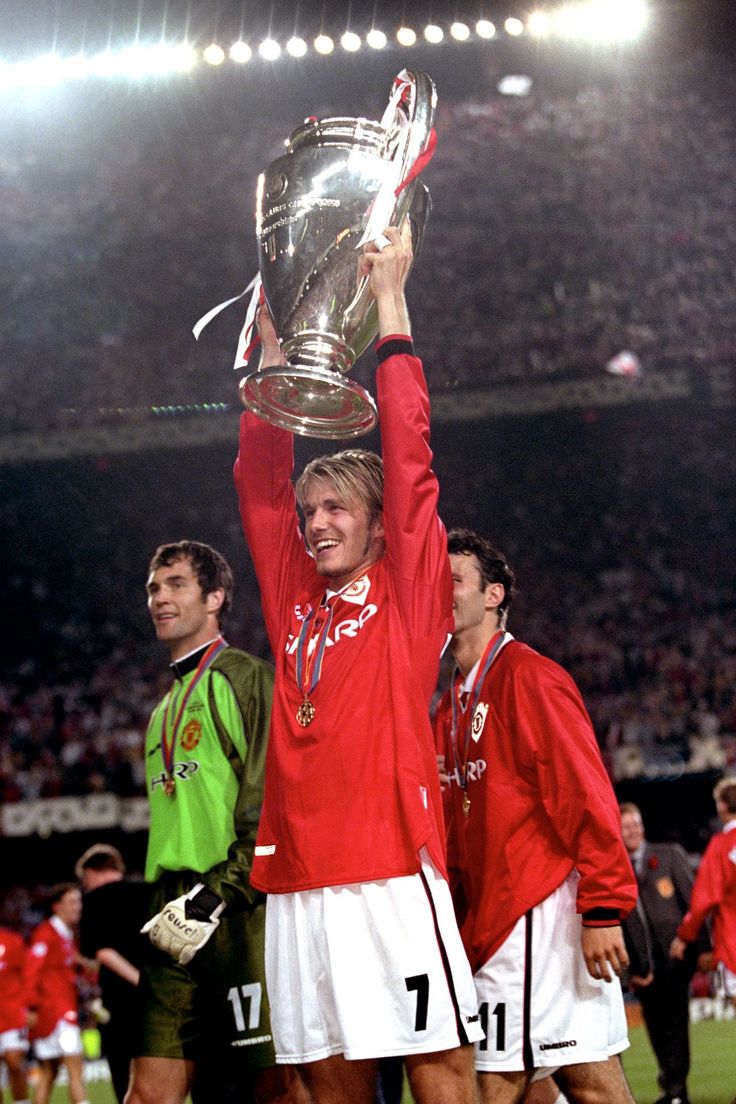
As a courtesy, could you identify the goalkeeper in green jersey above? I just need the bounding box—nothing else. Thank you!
[127,541,306,1104]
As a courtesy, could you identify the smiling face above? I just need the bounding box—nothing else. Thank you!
[302,477,385,591]
[146,555,223,660]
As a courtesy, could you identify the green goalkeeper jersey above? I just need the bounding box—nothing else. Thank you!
[144,644,274,909]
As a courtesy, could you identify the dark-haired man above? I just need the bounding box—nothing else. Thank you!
[234,228,482,1104]
[76,844,151,1103]
[619,803,703,1104]
[434,528,637,1104]
[26,884,88,1104]
[126,541,305,1104]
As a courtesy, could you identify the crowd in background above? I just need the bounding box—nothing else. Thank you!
[2,402,735,805]
[0,45,734,433]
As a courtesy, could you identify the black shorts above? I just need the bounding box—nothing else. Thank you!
[138,872,274,1071]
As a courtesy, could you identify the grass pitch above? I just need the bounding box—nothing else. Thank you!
[3,1020,732,1103]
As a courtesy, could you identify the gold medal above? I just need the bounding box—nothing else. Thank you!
[296,697,316,727]
[463,793,471,817]
[163,775,176,797]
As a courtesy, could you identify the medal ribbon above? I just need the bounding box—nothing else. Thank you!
[161,637,227,778]
[450,631,512,793]
[294,600,335,701]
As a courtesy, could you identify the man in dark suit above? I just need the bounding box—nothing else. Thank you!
[620,802,706,1104]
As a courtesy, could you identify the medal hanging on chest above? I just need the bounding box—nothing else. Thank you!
[450,631,511,817]
[294,599,334,727]
[160,637,227,795]
[296,698,316,727]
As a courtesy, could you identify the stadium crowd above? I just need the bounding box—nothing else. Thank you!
[0,45,734,434]
[2,400,735,805]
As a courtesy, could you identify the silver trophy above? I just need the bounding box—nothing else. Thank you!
[239,69,437,439]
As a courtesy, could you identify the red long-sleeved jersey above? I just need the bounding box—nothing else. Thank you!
[0,928,27,1033]
[677,818,736,974]
[234,344,453,893]
[434,637,637,972]
[25,918,79,1040]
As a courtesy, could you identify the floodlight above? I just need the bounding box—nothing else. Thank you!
[366,29,387,49]
[286,36,308,57]
[230,41,253,63]
[203,44,225,66]
[314,34,334,54]
[424,24,444,43]
[450,22,471,41]
[505,17,524,35]
[259,38,282,60]
[476,20,496,39]
[112,43,197,78]
[554,0,649,40]
[528,11,553,36]
[397,26,417,46]
[341,31,361,52]
[63,54,91,80]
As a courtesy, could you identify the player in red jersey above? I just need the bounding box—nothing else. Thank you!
[25,884,89,1104]
[434,529,638,1104]
[0,920,30,1104]
[234,226,482,1104]
[671,776,736,1008]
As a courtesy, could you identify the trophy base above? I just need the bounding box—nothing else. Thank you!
[239,366,378,439]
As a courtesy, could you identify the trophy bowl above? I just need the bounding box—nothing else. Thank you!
[239,69,436,439]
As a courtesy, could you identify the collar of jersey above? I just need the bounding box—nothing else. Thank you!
[170,640,218,680]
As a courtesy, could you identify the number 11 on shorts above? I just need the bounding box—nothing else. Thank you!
[479,1001,506,1051]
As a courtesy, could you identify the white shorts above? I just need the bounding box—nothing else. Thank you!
[718,962,736,998]
[473,872,628,1072]
[33,1017,83,1060]
[265,848,483,1062]
[0,1027,29,1055]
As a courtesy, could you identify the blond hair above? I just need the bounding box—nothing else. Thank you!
[713,776,736,813]
[296,450,383,523]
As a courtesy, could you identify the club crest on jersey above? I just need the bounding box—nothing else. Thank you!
[180,718,203,751]
[471,703,488,742]
[339,574,371,606]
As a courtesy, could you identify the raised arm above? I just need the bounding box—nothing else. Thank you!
[360,227,452,642]
[233,304,310,649]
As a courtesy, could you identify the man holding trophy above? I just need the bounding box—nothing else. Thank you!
[233,222,482,1102]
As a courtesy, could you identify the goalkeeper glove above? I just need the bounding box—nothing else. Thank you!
[141,883,225,966]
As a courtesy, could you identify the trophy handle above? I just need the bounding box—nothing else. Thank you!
[389,70,438,203]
